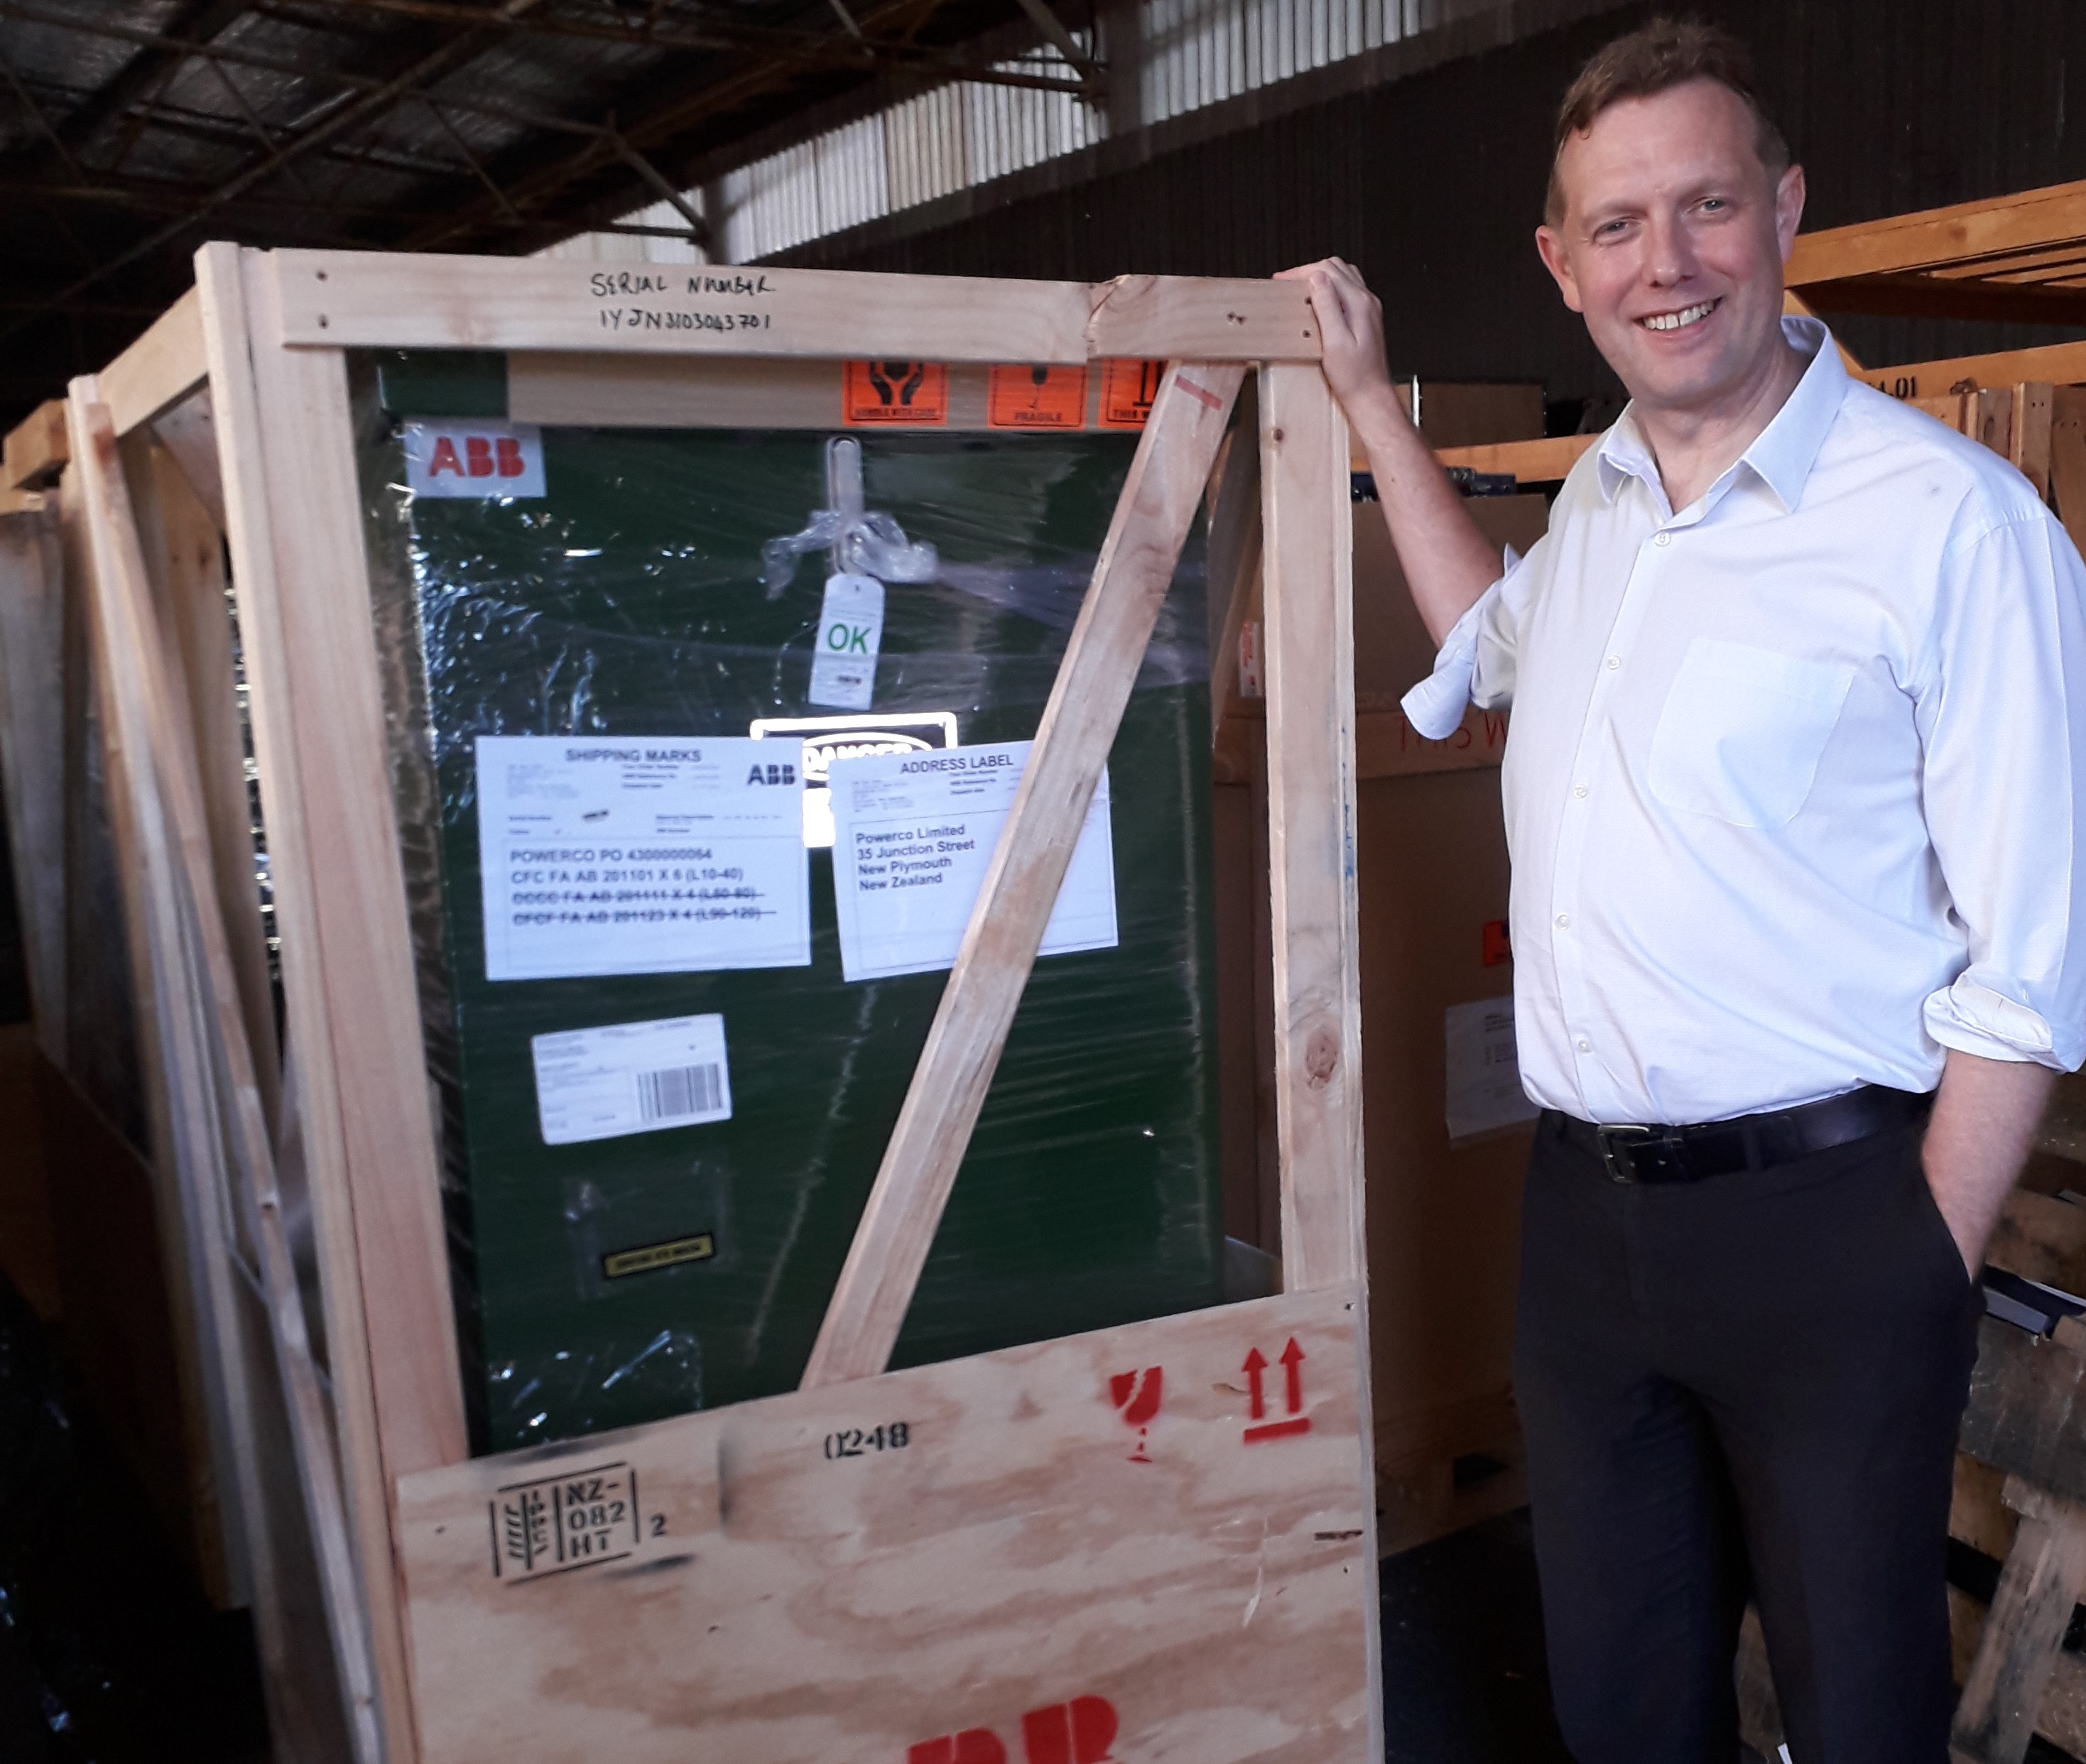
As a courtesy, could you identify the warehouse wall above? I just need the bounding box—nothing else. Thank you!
[773,0,2086,405]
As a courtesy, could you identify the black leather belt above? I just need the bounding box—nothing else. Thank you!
[1543,1085,1935,1185]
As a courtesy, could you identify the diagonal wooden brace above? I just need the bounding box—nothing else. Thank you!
[800,361,1246,1388]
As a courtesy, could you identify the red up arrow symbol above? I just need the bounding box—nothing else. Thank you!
[1242,1337,1312,1444]
[1279,1338,1305,1414]
[1242,1347,1268,1422]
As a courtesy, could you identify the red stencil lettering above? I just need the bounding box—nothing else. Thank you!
[428,435,464,477]
[1020,1696,1119,1764]
[908,1731,1006,1764]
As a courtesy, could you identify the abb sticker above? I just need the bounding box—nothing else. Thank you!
[910,1696,1118,1764]
[402,420,546,499]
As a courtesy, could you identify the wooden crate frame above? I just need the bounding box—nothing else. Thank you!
[62,246,1379,1763]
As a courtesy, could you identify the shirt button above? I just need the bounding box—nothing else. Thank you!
[1606,655,1621,670]
[1654,531,1672,547]
[1575,1038,1592,1053]
[1573,785,1588,798]
[1555,913,1570,928]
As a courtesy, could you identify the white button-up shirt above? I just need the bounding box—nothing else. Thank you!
[1403,317,2086,1125]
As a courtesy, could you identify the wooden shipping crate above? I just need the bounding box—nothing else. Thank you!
[16,249,1391,1764]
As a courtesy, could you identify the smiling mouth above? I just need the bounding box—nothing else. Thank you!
[1639,298,1720,332]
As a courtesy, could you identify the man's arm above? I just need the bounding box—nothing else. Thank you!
[1925,1050,2055,1275]
[1276,258,1502,645]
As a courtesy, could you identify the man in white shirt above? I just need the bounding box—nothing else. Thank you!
[1284,18,2086,1763]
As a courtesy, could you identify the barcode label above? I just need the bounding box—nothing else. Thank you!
[636,1063,723,1121]
[532,1013,732,1144]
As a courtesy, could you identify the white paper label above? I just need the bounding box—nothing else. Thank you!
[532,1013,732,1145]
[1444,996,1540,1142]
[403,420,546,499]
[749,711,959,848]
[477,735,809,981]
[807,573,885,710]
[827,739,1117,982]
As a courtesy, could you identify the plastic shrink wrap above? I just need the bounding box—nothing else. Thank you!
[357,356,1227,1452]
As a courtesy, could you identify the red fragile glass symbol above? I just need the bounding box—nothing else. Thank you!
[1107,1368,1162,1462]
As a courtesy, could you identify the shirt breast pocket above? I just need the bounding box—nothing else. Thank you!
[1647,638,1854,829]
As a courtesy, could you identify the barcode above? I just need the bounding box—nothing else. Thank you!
[636,1064,723,1121]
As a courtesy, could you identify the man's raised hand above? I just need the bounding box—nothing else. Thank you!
[1276,257,1399,423]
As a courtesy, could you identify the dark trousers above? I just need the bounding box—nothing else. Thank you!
[1515,1114,1982,1764]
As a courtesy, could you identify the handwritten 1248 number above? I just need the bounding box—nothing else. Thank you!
[823,1422,911,1459]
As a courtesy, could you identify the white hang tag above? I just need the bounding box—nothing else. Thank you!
[808,572,886,711]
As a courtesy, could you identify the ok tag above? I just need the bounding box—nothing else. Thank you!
[808,572,885,711]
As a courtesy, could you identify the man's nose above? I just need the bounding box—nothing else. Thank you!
[1644,211,1699,285]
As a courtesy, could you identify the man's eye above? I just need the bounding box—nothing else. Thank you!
[1700,198,1727,212]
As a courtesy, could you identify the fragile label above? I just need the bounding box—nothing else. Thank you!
[1444,996,1539,1142]
[403,420,546,498]
[477,736,809,981]
[807,572,885,711]
[532,1012,732,1145]
[843,360,948,425]
[989,363,1089,429]
[1099,359,1166,428]
[827,740,1117,983]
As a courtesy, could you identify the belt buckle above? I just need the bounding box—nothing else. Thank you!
[1595,1123,1655,1184]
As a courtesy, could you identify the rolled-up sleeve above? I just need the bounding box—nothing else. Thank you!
[1398,544,1533,739]
[1918,507,2086,1071]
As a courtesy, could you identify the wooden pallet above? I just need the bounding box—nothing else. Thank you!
[36,249,1384,1763]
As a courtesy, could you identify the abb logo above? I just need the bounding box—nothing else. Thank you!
[402,420,545,500]
[909,1695,1118,1764]
[428,432,529,479]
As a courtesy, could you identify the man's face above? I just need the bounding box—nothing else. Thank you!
[1536,80,1805,416]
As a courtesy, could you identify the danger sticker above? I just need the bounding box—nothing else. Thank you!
[1098,359,1166,429]
[843,360,949,425]
[403,420,546,498]
[988,364,1089,430]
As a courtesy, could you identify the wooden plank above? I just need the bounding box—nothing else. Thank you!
[150,389,227,533]
[1085,273,1320,362]
[0,504,67,1064]
[1959,1314,2086,1503]
[1433,432,1597,481]
[271,249,1320,363]
[1957,1453,2023,1562]
[74,386,369,1763]
[1787,179,2086,285]
[1259,364,1366,1291]
[396,1285,1377,1764]
[101,287,208,437]
[798,362,1246,1388]
[1970,386,2016,460]
[1257,361,1382,1759]
[58,440,249,1608]
[1986,1187,2086,1295]
[1952,1479,2086,1763]
[2050,388,2086,561]
[196,241,455,1764]
[5,399,68,490]
[1862,341,2086,402]
[1217,704,1510,785]
[1204,393,1263,733]
[125,432,281,1160]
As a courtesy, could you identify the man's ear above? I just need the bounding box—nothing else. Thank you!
[1774,163,1807,263]
[1536,224,1585,315]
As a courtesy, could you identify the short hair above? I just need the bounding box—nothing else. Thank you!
[1544,18,1792,227]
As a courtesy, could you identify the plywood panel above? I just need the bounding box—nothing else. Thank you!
[397,1287,1374,1764]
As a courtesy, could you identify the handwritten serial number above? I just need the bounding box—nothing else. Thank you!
[598,307,773,332]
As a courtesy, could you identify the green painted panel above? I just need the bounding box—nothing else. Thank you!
[358,372,1223,1454]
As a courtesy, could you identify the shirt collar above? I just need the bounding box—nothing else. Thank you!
[1595,315,1847,515]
